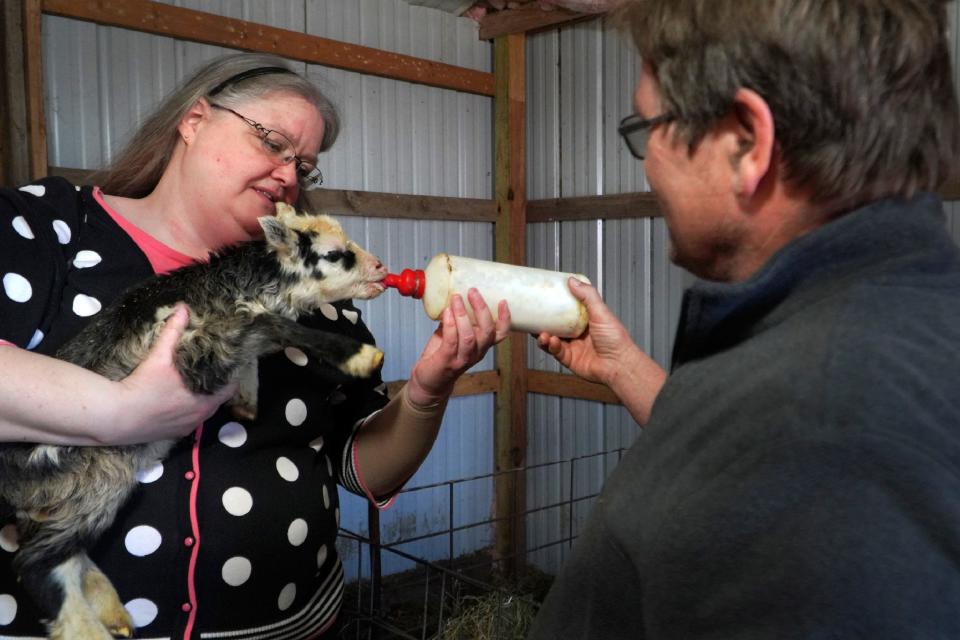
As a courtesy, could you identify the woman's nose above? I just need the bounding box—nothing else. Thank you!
[272,163,299,198]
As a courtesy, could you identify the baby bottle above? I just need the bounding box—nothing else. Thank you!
[383,253,591,338]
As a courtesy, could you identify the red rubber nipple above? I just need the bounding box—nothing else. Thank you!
[383,269,426,299]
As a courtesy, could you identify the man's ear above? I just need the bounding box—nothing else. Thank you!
[177,98,210,145]
[729,88,776,199]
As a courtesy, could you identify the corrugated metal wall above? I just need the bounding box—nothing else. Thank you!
[524,19,693,575]
[40,0,960,582]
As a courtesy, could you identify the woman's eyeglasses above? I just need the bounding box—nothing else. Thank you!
[210,103,323,191]
[618,112,674,160]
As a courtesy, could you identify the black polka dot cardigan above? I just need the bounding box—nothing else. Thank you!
[0,177,391,639]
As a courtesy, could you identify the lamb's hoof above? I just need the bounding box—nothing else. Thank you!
[229,402,258,421]
[341,344,384,377]
[108,622,134,638]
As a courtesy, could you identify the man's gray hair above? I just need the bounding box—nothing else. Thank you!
[615,0,960,208]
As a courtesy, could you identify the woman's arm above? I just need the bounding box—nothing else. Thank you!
[0,304,233,446]
[355,290,509,496]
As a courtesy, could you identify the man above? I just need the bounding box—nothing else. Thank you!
[529,0,960,637]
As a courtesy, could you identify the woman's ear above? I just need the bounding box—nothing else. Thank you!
[177,98,210,145]
[729,88,776,199]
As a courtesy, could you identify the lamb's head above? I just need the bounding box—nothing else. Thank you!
[260,203,388,309]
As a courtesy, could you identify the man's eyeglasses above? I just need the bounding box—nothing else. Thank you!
[210,103,324,191]
[618,112,674,160]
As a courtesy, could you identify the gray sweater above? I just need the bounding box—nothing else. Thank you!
[530,194,960,639]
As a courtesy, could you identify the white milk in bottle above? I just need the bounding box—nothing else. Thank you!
[383,253,591,338]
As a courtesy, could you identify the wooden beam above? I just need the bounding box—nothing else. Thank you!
[479,5,602,40]
[41,0,495,97]
[528,191,663,222]
[49,168,500,223]
[24,0,46,179]
[51,165,960,220]
[493,32,527,574]
[385,370,499,400]
[528,370,620,405]
[527,181,960,222]
[306,188,497,222]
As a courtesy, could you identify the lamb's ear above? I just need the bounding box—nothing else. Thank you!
[259,216,289,248]
[274,202,298,222]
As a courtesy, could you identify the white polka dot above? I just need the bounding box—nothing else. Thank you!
[124,598,157,628]
[218,422,248,448]
[72,294,101,317]
[316,544,328,569]
[72,250,102,269]
[3,273,32,303]
[288,519,308,546]
[52,220,71,245]
[322,485,331,509]
[136,461,164,484]
[285,398,307,426]
[325,455,333,476]
[0,525,19,553]
[0,593,17,625]
[319,303,338,321]
[342,309,359,324]
[276,457,299,482]
[284,347,308,366]
[309,436,324,453]
[124,526,162,557]
[25,330,43,350]
[11,216,33,239]
[278,583,296,611]
[222,556,252,587]
[222,487,253,516]
[18,184,45,197]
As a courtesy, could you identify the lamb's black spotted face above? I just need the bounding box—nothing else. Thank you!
[261,203,387,303]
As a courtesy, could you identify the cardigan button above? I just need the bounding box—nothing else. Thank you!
[184,470,196,481]
[184,537,195,547]
[181,602,192,612]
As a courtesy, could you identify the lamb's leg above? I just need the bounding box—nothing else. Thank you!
[81,556,135,638]
[12,450,140,638]
[18,554,117,640]
[173,313,383,402]
[247,315,384,378]
[228,360,259,420]
[16,528,134,639]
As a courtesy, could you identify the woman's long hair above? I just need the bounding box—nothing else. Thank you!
[89,52,340,199]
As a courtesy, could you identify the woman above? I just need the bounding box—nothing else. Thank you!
[0,52,508,639]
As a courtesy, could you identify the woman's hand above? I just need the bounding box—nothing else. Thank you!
[407,289,511,407]
[0,304,234,446]
[113,303,236,444]
[535,278,666,426]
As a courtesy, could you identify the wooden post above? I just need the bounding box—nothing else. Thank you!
[23,0,46,179]
[0,0,31,186]
[493,32,527,576]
